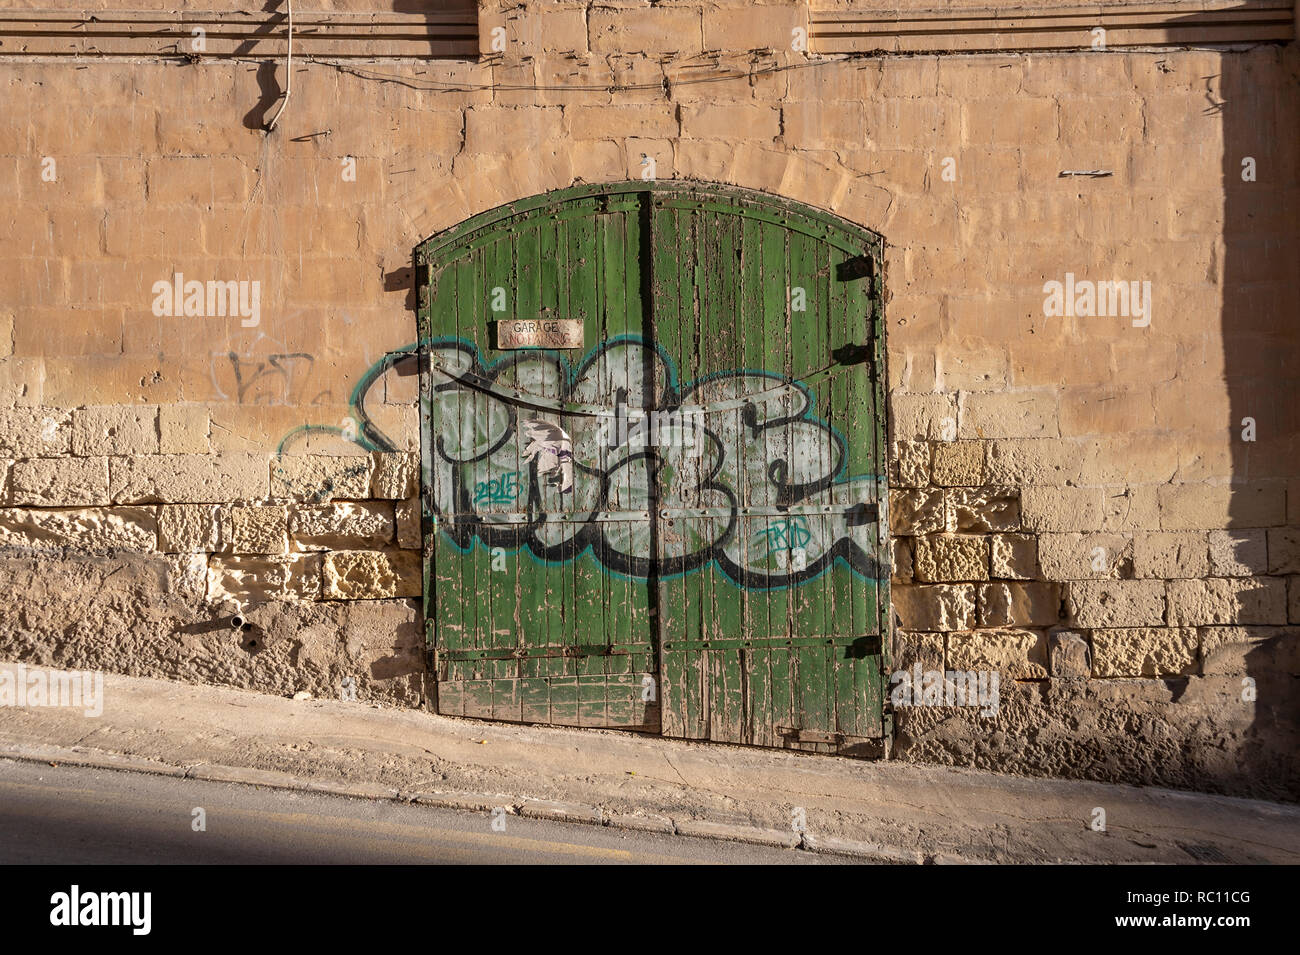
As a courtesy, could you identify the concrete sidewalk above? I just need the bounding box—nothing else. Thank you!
[1,662,1296,863]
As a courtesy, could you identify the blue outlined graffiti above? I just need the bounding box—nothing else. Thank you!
[279,336,885,590]
[473,470,521,506]
[755,516,813,556]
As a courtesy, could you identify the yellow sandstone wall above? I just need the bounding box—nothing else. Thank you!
[0,0,1297,797]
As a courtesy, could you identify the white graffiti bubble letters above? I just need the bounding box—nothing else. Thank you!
[419,337,885,590]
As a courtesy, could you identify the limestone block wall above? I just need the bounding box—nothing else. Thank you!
[0,0,1297,798]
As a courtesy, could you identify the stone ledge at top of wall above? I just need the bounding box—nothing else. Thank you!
[808,1,1296,55]
[6,3,1287,61]
[0,7,480,59]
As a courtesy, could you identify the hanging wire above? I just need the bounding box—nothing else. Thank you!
[265,0,294,131]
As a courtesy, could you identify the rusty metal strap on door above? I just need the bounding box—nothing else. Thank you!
[661,635,882,654]
[434,644,648,664]
[462,510,653,524]
[427,355,870,418]
[658,502,880,519]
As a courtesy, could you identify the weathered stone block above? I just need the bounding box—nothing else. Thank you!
[111,454,269,504]
[1101,485,1160,531]
[72,406,159,456]
[1020,486,1105,532]
[913,535,988,582]
[395,498,422,550]
[892,583,976,632]
[1208,529,1268,576]
[323,550,422,600]
[1067,579,1166,628]
[977,582,1061,627]
[287,553,323,601]
[959,392,1057,439]
[1091,627,1198,677]
[1167,578,1288,626]
[158,503,221,553]
[1200,626,1300,677]
[1049,630,1091,679]
[889,488,944,536]
[588,7,702,55]
[890,440,930,487]
[568,103,678,139]
[291,502,396,550]
[462,106,564,154]
[271,455,372,503]
[166,552,210,601]
[10,456,108,506]
[681,103,781,140]
[1267,527,1300,575]
[945,487,1020,532]
[159,405,210,454]
[890,393,957,441]
[1038,533,1129,579]
[888,535,912,583]
[947,628,1048,679]
[990,533,1037,579]
[931,441,984,486]
[1133,531,1208,579]
[1158,483,1287,530]
[207,556,291,604]
[985,438,1080,485]
[371,452,419,500]
[0,408,71,457]
[703,5,804,53]
[229,505,287,555]
[0,506,157,553]
[892,630,943,672]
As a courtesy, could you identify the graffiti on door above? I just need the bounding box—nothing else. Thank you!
[280,336,885,590]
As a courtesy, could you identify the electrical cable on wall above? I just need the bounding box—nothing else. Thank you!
[265,0,293,132]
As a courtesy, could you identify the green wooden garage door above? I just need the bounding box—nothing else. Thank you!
[415,181,890,755]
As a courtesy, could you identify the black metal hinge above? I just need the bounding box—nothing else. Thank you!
[835,254,874,281]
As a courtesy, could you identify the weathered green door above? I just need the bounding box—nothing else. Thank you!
[416,182,889,753]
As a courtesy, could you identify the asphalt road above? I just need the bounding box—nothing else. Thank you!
[0,758,838,865]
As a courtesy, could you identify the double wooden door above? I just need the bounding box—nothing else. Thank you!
[416,181,889,754]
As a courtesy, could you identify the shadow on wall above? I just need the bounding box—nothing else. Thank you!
[392,0,480,58]
[239,2,290,131]
[889,42,1300,803]
[242,0,477,129]
[1218,44,1300,798]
